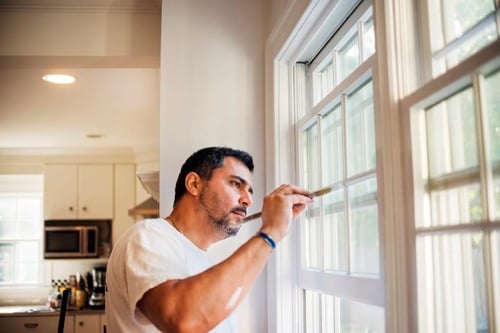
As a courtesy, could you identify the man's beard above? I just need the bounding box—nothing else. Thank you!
[199,188,244,237]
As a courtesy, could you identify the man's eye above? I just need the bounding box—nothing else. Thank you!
[231,181,241,188]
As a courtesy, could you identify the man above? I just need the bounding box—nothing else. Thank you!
[106,146,312,332]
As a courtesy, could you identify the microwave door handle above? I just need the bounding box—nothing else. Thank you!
[81,230,87,256]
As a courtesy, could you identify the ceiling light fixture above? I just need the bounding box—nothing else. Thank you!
[42,74,76,84]
[86,134,104,139]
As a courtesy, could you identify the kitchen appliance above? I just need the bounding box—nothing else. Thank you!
[89,265,106,309]
[44,225,98,258]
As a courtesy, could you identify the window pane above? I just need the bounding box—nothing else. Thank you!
[340,298,385,333]
[316,59,334,103]
[0,243,14,283]
[338,33,360,82]
[444,21,497,69]
[303,200,322,269]
[430,183,483,226]
[323,188,347,272]
[492,231,500,332]
[322,105,344,184]
[426,88,478,178]
[302,123,320,190]
[304,290,321,332]
[0,199,17,239]
[363,17,375,60]
[346,80,375,176]
[416,232,489,333]
[441,0,494,44]
[322,294,337,332]
[484,69,500,164]
[349,177,379,276]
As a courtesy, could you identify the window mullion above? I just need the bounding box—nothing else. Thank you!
[473,72,497,332]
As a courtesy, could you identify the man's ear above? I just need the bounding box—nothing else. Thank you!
[185,172,202,196]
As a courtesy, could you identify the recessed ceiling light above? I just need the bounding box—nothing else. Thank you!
[42,74,76,84]
[87,134,104,139]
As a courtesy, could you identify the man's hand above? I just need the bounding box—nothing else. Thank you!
[259,184,313,243]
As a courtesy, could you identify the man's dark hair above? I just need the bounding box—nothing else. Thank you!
[173,146,254,206]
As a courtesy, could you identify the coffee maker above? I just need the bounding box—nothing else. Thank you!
[89,265,106,309]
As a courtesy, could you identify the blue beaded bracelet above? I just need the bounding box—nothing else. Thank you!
[258,231,276,250]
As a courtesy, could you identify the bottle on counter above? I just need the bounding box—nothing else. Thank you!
[69,274,77,307]
[47,279,57,309]
[76,274,87,309]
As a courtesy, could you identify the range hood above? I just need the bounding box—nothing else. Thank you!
[128,196,159,217]
[128,171,160,217]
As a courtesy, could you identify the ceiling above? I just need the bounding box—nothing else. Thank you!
[0,0,162,157]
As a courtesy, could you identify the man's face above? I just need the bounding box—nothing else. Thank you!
[198,156,254,237]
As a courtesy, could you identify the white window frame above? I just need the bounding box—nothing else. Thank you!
[265,0,423,332]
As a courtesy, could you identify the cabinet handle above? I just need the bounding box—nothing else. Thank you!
[69,206,74,211]
[79,320,85,326]
[82,206,87,212]
[24,322,39,328]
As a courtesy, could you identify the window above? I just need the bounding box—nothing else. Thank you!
[268,0,499,331]
[426,0,500,77]
[295,2,384,331]
[0,175,43,285]
[411,66,500,333]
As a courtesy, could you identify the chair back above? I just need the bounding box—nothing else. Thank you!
[57,289,70,333]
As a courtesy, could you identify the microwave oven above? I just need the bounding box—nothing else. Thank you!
[44,225,99,258]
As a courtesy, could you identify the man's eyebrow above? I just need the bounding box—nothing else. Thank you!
[230,175,254,195]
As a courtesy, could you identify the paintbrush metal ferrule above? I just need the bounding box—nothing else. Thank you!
[243,185,332,222]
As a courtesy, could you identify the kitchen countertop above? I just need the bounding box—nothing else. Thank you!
[0,305,104,317]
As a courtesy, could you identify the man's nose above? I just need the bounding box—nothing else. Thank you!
[239,190,253,207]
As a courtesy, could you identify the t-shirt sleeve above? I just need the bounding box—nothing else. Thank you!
[123,224,188,322]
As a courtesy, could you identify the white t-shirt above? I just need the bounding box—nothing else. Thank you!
[105,218,236,332]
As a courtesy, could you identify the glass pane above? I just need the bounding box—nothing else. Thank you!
[0,243,14,283]
[302,122,320,190]
[349,177,379,276]
[0,198,17,220]
[445,21,497,69]
[346,80,375,176]
[338,33,360,82]
[316,59,334,102]
[363,17,375,60]
[322,294,337,332]
[492,231,500,332]
[322,105,344,184]
[323,188,347,272]
[483,69,500,164]
[340,298,385,332]
[441,0,494,44]
[416,232,489,333]
[16,241,37,262]
[426,87,478,178]
[303,200,322,269]
[430,183,483,226]
[18,198,41,219]
[304,290,321,332]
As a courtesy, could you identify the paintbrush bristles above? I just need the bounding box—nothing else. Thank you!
[309,186,332,198]
[243,185,332,222]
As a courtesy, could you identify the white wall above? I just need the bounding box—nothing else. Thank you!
[159,0,267,332]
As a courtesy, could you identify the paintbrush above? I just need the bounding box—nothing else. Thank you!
[242,185,333,222]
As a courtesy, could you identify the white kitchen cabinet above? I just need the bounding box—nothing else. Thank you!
[44,164,113,220]
[0,315,74,333]
[74,313,100,333]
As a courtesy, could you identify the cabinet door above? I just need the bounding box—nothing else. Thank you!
[78,165,113,219]
[44,164,78,219]
[100,314,107,333]
[0,315,74,333]
[74,314,100,333]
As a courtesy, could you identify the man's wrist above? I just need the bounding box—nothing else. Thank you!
[257,231,276,250]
